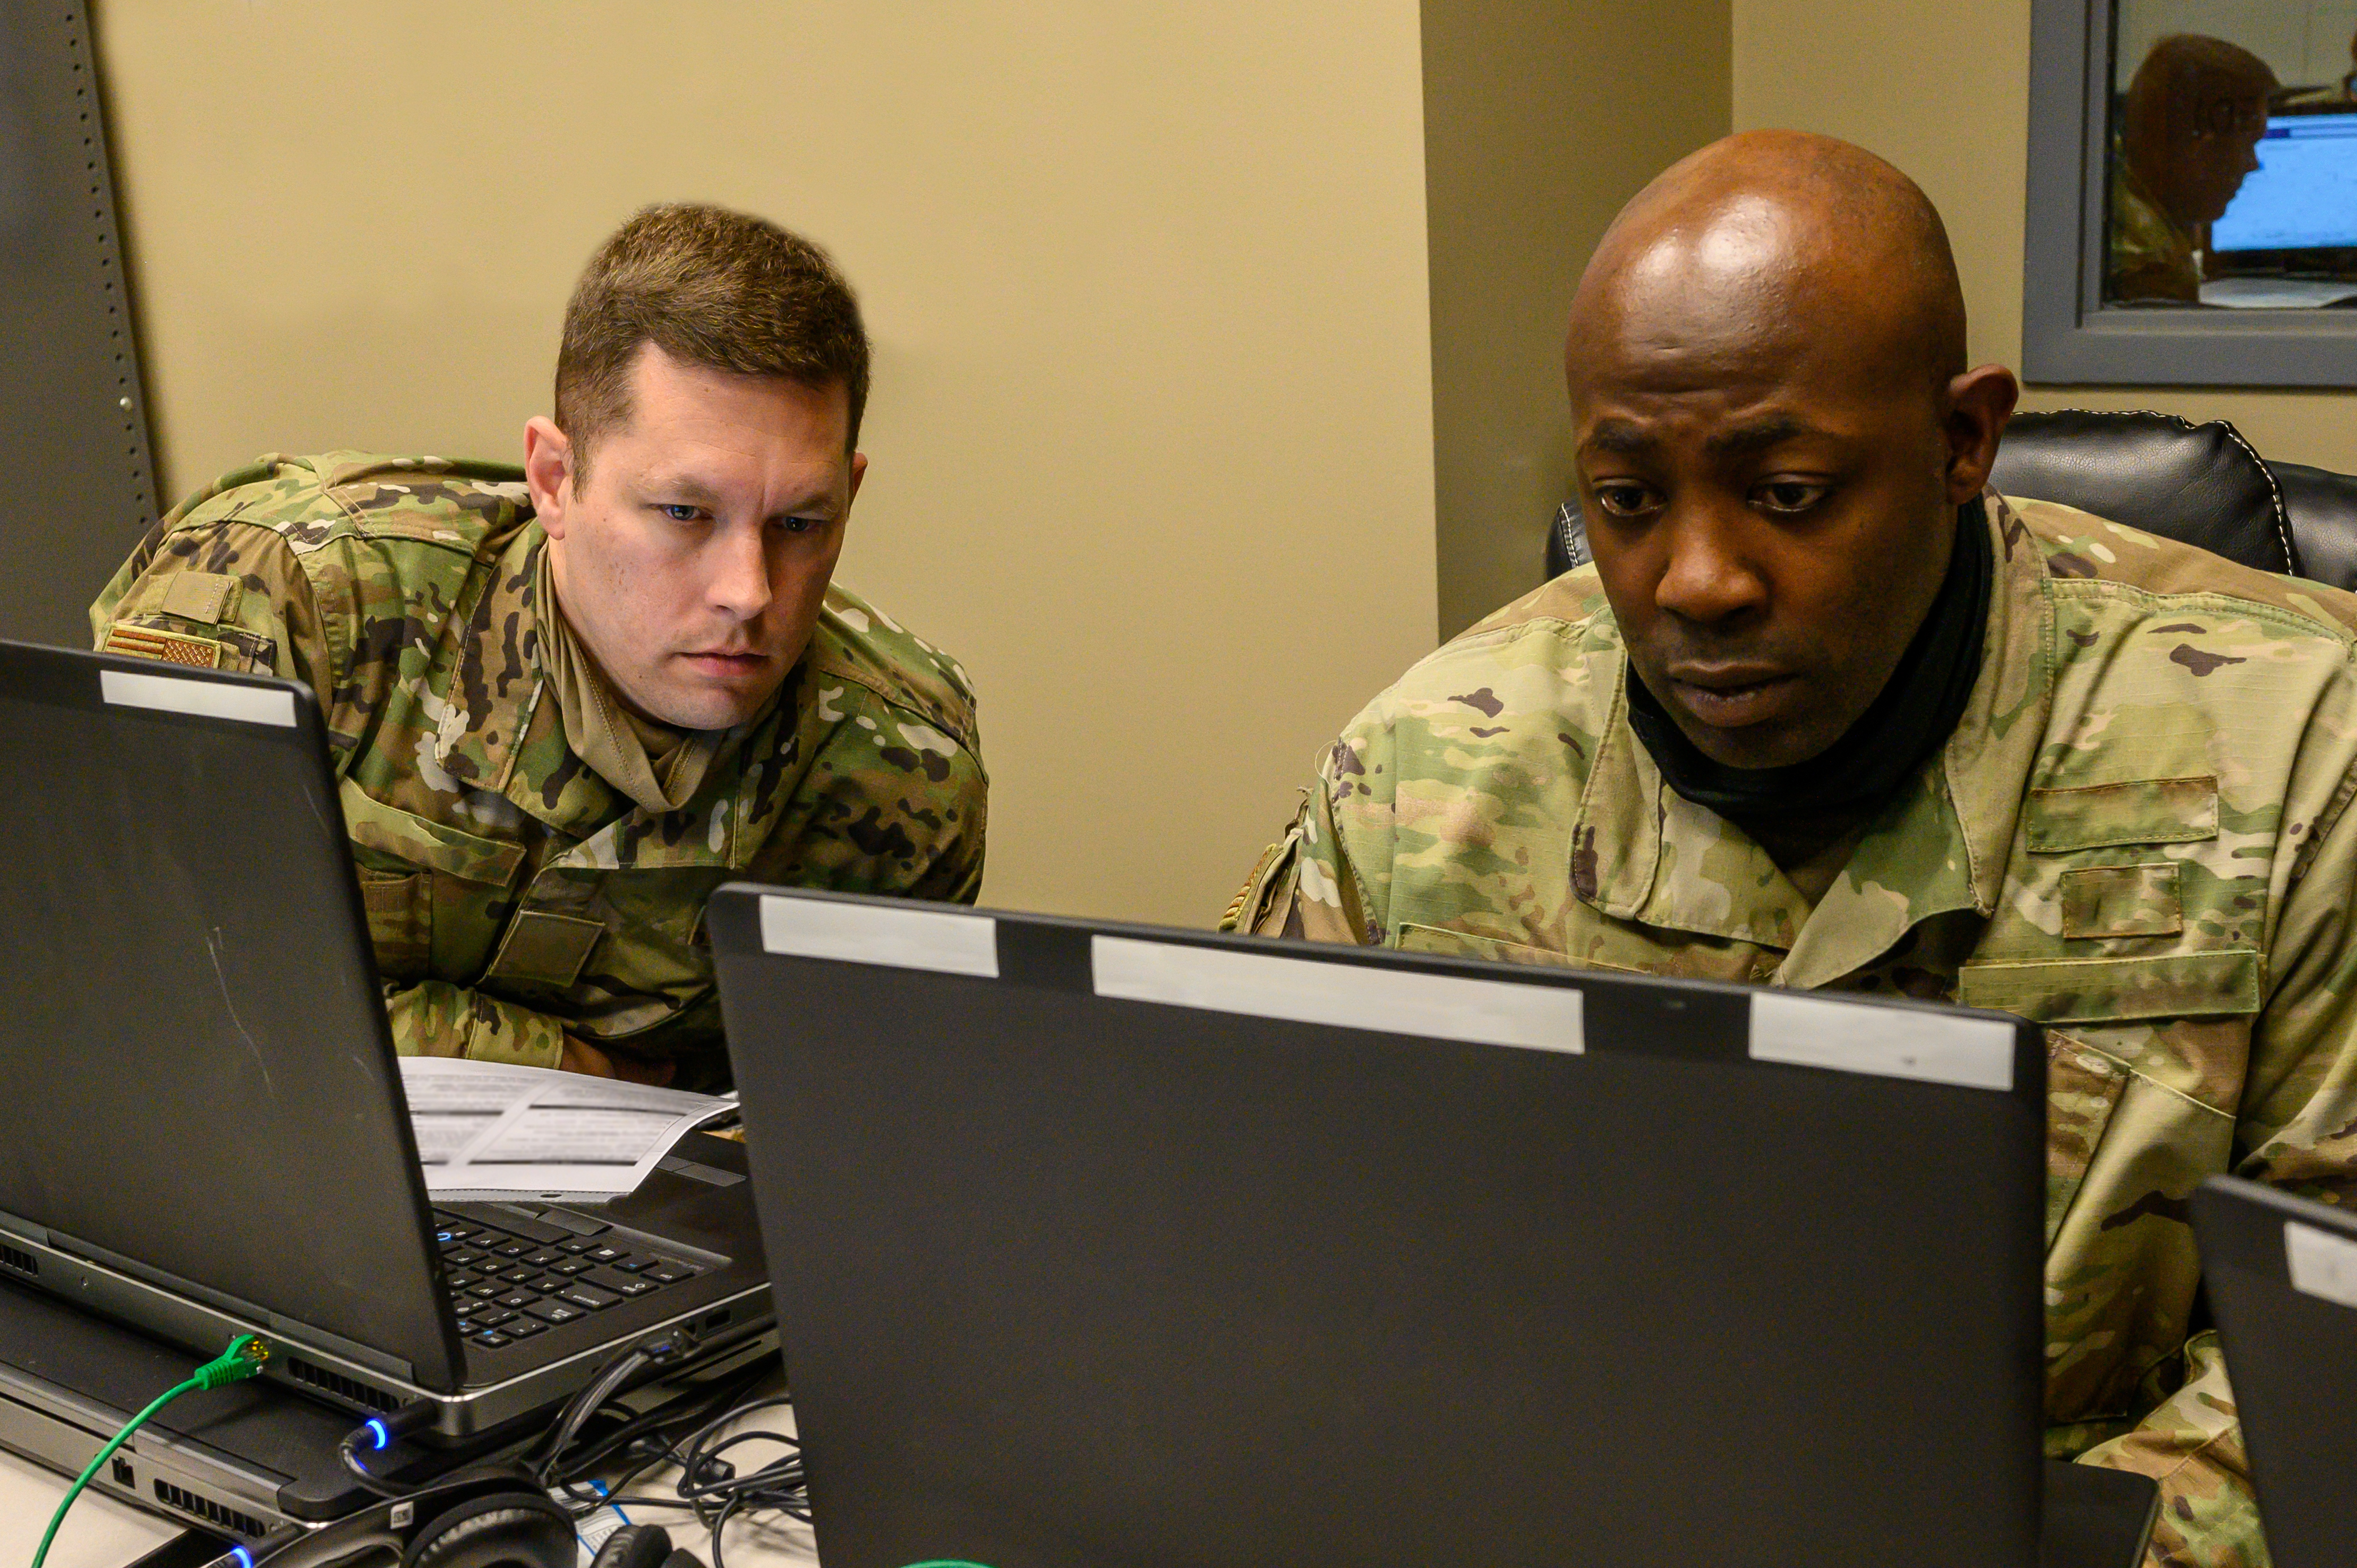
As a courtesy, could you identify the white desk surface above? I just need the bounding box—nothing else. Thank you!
[0,1405,823,1568]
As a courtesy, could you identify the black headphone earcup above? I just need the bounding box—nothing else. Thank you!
[588,1524,676,1568]
[401,1492,575,1568]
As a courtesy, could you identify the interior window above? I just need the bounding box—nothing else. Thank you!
[2106,2,2357,310]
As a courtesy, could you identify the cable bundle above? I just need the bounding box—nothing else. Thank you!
[535,1338,807,1567]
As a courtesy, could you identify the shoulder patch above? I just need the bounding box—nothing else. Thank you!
[103,622,221,668]
[157,571,238,626]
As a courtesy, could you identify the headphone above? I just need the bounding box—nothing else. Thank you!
[584,1526,700,1568]
[248,1466,569,1568]
[248,1467,704,1568]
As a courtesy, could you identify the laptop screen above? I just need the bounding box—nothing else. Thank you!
[0,647,459,1390]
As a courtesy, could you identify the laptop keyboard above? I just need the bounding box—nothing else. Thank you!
[432,1207,701,1352]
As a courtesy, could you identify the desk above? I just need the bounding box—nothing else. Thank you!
[0,1408,824,1568]
[0,1446,174,1562]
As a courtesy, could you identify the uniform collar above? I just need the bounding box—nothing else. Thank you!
[431,522,544,797]
[1569,491,2054,983]
[433,523,628,832]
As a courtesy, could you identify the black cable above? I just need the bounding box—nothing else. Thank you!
[546,1359,783,1532]
[531,1347,656,1486]
[337,1399,440,1501]
[709,1493,746,1568]
[549,1353,775,1493]
[531,1324,779,1490]
[579,1385,807,1552]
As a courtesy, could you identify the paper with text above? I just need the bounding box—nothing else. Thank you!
[399,1057,733,1202]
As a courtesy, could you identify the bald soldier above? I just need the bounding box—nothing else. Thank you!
[92,205,987,1090]
[1228,132,2357,1566]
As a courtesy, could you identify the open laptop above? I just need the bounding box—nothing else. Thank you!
[2191,1174,2357,1566]
[0,641,771,1440]
[713,885,2149,1567]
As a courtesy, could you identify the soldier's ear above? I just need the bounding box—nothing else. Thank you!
[523,417,576,537]
[1942,364,2019,505]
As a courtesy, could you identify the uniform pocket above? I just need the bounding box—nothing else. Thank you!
[337,779,522,886]
[1395,922,1574,967]
[1955,948,2261,1022]
[356,869,430,983]
[2044,1032,2129,1244]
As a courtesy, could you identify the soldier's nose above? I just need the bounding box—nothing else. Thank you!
[706,531,774,620]
[1655,518,1769,627]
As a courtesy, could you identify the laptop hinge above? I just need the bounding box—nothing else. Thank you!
[35,1229,416,1384]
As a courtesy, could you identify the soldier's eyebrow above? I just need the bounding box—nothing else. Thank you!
[640,474,727,509]
[1703,415,1813,458]
[637,472,840,518]
[1581,420,1654,457]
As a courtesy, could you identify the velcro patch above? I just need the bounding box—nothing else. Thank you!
[1957,947,2262,1022]
[2027,776,2218,852]
[157,570,239,626]
[2060,862,2184,939]
[484,909,605,991]
[101,622,221,669]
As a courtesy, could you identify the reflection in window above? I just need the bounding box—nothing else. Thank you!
[2106,3,2357,311]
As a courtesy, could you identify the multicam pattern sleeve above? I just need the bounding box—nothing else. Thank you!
[90,456,592,1068]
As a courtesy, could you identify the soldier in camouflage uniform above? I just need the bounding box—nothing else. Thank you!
[2107,36,2275,305]
[1231,134,2356,1566]
[92,208,985,1090]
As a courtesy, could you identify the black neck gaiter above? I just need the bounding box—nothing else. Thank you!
[1622,498,1995,823]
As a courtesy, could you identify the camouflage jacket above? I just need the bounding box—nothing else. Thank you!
[92,453,987,1087]
[2108,164,2201,305]
[1228,491,2357,1568]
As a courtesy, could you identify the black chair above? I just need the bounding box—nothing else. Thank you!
[1545,410,2357,594]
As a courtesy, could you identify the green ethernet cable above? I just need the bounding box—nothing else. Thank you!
[31,1334,270,1568]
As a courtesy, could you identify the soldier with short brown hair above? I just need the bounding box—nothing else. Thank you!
[93,203,987,1089]
[1230,131,2357,1567]
[2110,35,2277,304]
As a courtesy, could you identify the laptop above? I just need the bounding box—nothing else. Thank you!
[0,641,771,1439]
[713,885,2145,1567]
[2191,1174,2357,1567]
[0,1269,415,1538]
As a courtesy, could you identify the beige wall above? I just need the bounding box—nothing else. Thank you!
[94,1,1440,927]
[1423,0,1731,636]
[1732,0,2357,472]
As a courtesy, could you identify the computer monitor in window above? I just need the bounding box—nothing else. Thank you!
[2212,114,2357,254]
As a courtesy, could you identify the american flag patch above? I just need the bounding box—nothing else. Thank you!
[102,623,221,669]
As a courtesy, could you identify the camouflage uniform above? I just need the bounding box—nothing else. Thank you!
[2108,163,2201,304]
[1228,491,2357,1568]
[93,453,987,1087]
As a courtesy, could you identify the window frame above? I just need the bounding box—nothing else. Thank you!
[2022,0,2357,387]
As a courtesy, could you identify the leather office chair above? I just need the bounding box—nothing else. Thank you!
[1545,410,2357,594]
